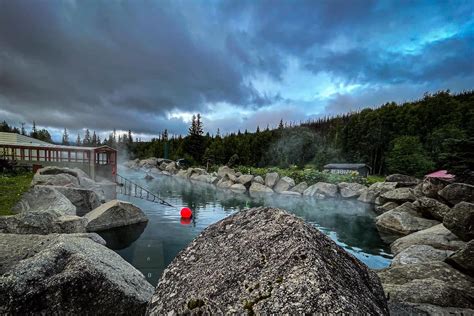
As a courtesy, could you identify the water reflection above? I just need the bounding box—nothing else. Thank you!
[108,168,392,285]
[99,222,147,250]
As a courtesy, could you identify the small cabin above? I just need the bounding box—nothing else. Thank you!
[323,163,371,177]
[0,132,117,181]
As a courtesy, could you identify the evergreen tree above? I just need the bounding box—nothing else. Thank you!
[278,119,284,129]
[162,129,168,141]
[386,136,435,177]
[128,130,133,144]
[30,121,38,139]
[20,122,26,135]
[62,128,70,145]
[83,129,91,146]
[76,134,81,146]
[92,131,97,146]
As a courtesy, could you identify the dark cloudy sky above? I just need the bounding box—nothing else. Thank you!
[0,0,473,141]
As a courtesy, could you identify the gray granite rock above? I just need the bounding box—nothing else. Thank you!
[438,183,474,206]
[84,200,148,232]
[12,186,76,215]
[273,176,295,193]
[443,202,474,241]
[290,181,308,194]
[375,202,440,241]
[147,207,389,315]
[31,173,80,187]
[391,224,466,255]
[358,182,398,204]
[374,202,399,215]
[378,261,474,309]
[446,240,474,277]
[338,182,367,198]
[391,245,454,267]
[230,183,247,193]
[413,197,451,221]
[0,211,87,234]
[0,233,153,315]
[264,172,280,188]
[237,174,254,186]
[44,185,101,215]
[303,182,338,198]
[249,182,274,194]
[385,174,420,187]
[252,176,265,185]
[380,188,416,204]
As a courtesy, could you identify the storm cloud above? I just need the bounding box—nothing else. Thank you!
[0,0,472,139]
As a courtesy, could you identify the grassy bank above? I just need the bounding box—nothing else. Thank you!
[233,166,384,186]
[0,172,33,216]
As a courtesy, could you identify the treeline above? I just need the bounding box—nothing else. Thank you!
[129,90,474,177]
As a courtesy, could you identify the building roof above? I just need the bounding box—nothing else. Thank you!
[324,163,369,169]
[1,131,116,152]
[425,170,455,180]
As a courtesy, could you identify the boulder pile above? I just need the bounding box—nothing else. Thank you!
[0,166,151,314]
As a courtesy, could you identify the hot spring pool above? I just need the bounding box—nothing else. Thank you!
[99,168,392,286]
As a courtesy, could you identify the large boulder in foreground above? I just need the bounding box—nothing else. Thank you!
[12,186,76,215]
[0,233,153,315]
[378,262,474,309]
[375,202,439,241]
[147,207,389,315]
[84,200,148,232]
[438,183,474,206]
[391,224,466,255]
[443,201,474,241]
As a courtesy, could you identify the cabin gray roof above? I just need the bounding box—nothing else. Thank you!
[324,163,368,169]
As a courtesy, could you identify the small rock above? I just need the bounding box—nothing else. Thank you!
[273,176,295,193]
[443,202,474,241]
[264,172,280,188]
[380,188,416,204]
[237,174,254,186]
[290,182,308,194]
[280,190,301,196]
[391,224,466,255]
[217,166,235,178]
[249,182,274,194]
[230,183,247,193]
[358,182,397,204]
[391,245,454,267]
[413,197,451,221]
[385,174,420,187]
[438,183,474,206]
[252,176,265,185]
[446,240,474,277]
[338,182,367,198]
[375,202,440,241]
[377,261,474,309]
[84,200,148,232]
[374,202,399,215]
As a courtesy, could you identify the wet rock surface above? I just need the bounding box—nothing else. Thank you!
[0,233,154,315]
[147,207,388,315]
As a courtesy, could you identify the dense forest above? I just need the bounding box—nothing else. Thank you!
[128,91,474,178]
[2,90,473,178]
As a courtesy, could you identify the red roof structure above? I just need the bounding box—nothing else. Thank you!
[425,170,455,180]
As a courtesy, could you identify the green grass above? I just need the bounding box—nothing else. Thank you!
[0,172,33,216]
[367,175,386,186]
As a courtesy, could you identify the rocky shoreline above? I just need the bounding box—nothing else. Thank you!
[1,160,472,314]
[127,158,474,314]
[0,166,153,314]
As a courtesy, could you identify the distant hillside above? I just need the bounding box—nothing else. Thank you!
[129,91,474,177]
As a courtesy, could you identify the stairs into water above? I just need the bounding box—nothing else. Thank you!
[115,173,175,207]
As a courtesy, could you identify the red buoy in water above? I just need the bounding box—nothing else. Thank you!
[180,207,192,219]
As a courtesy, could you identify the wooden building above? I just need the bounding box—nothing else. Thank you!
[0,132,117,181]
[323,163,371,177]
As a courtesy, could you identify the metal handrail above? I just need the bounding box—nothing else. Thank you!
[115,173,175,207]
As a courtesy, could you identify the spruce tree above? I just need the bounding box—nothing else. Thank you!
[76,134,81,146]
[62,128,69,145]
